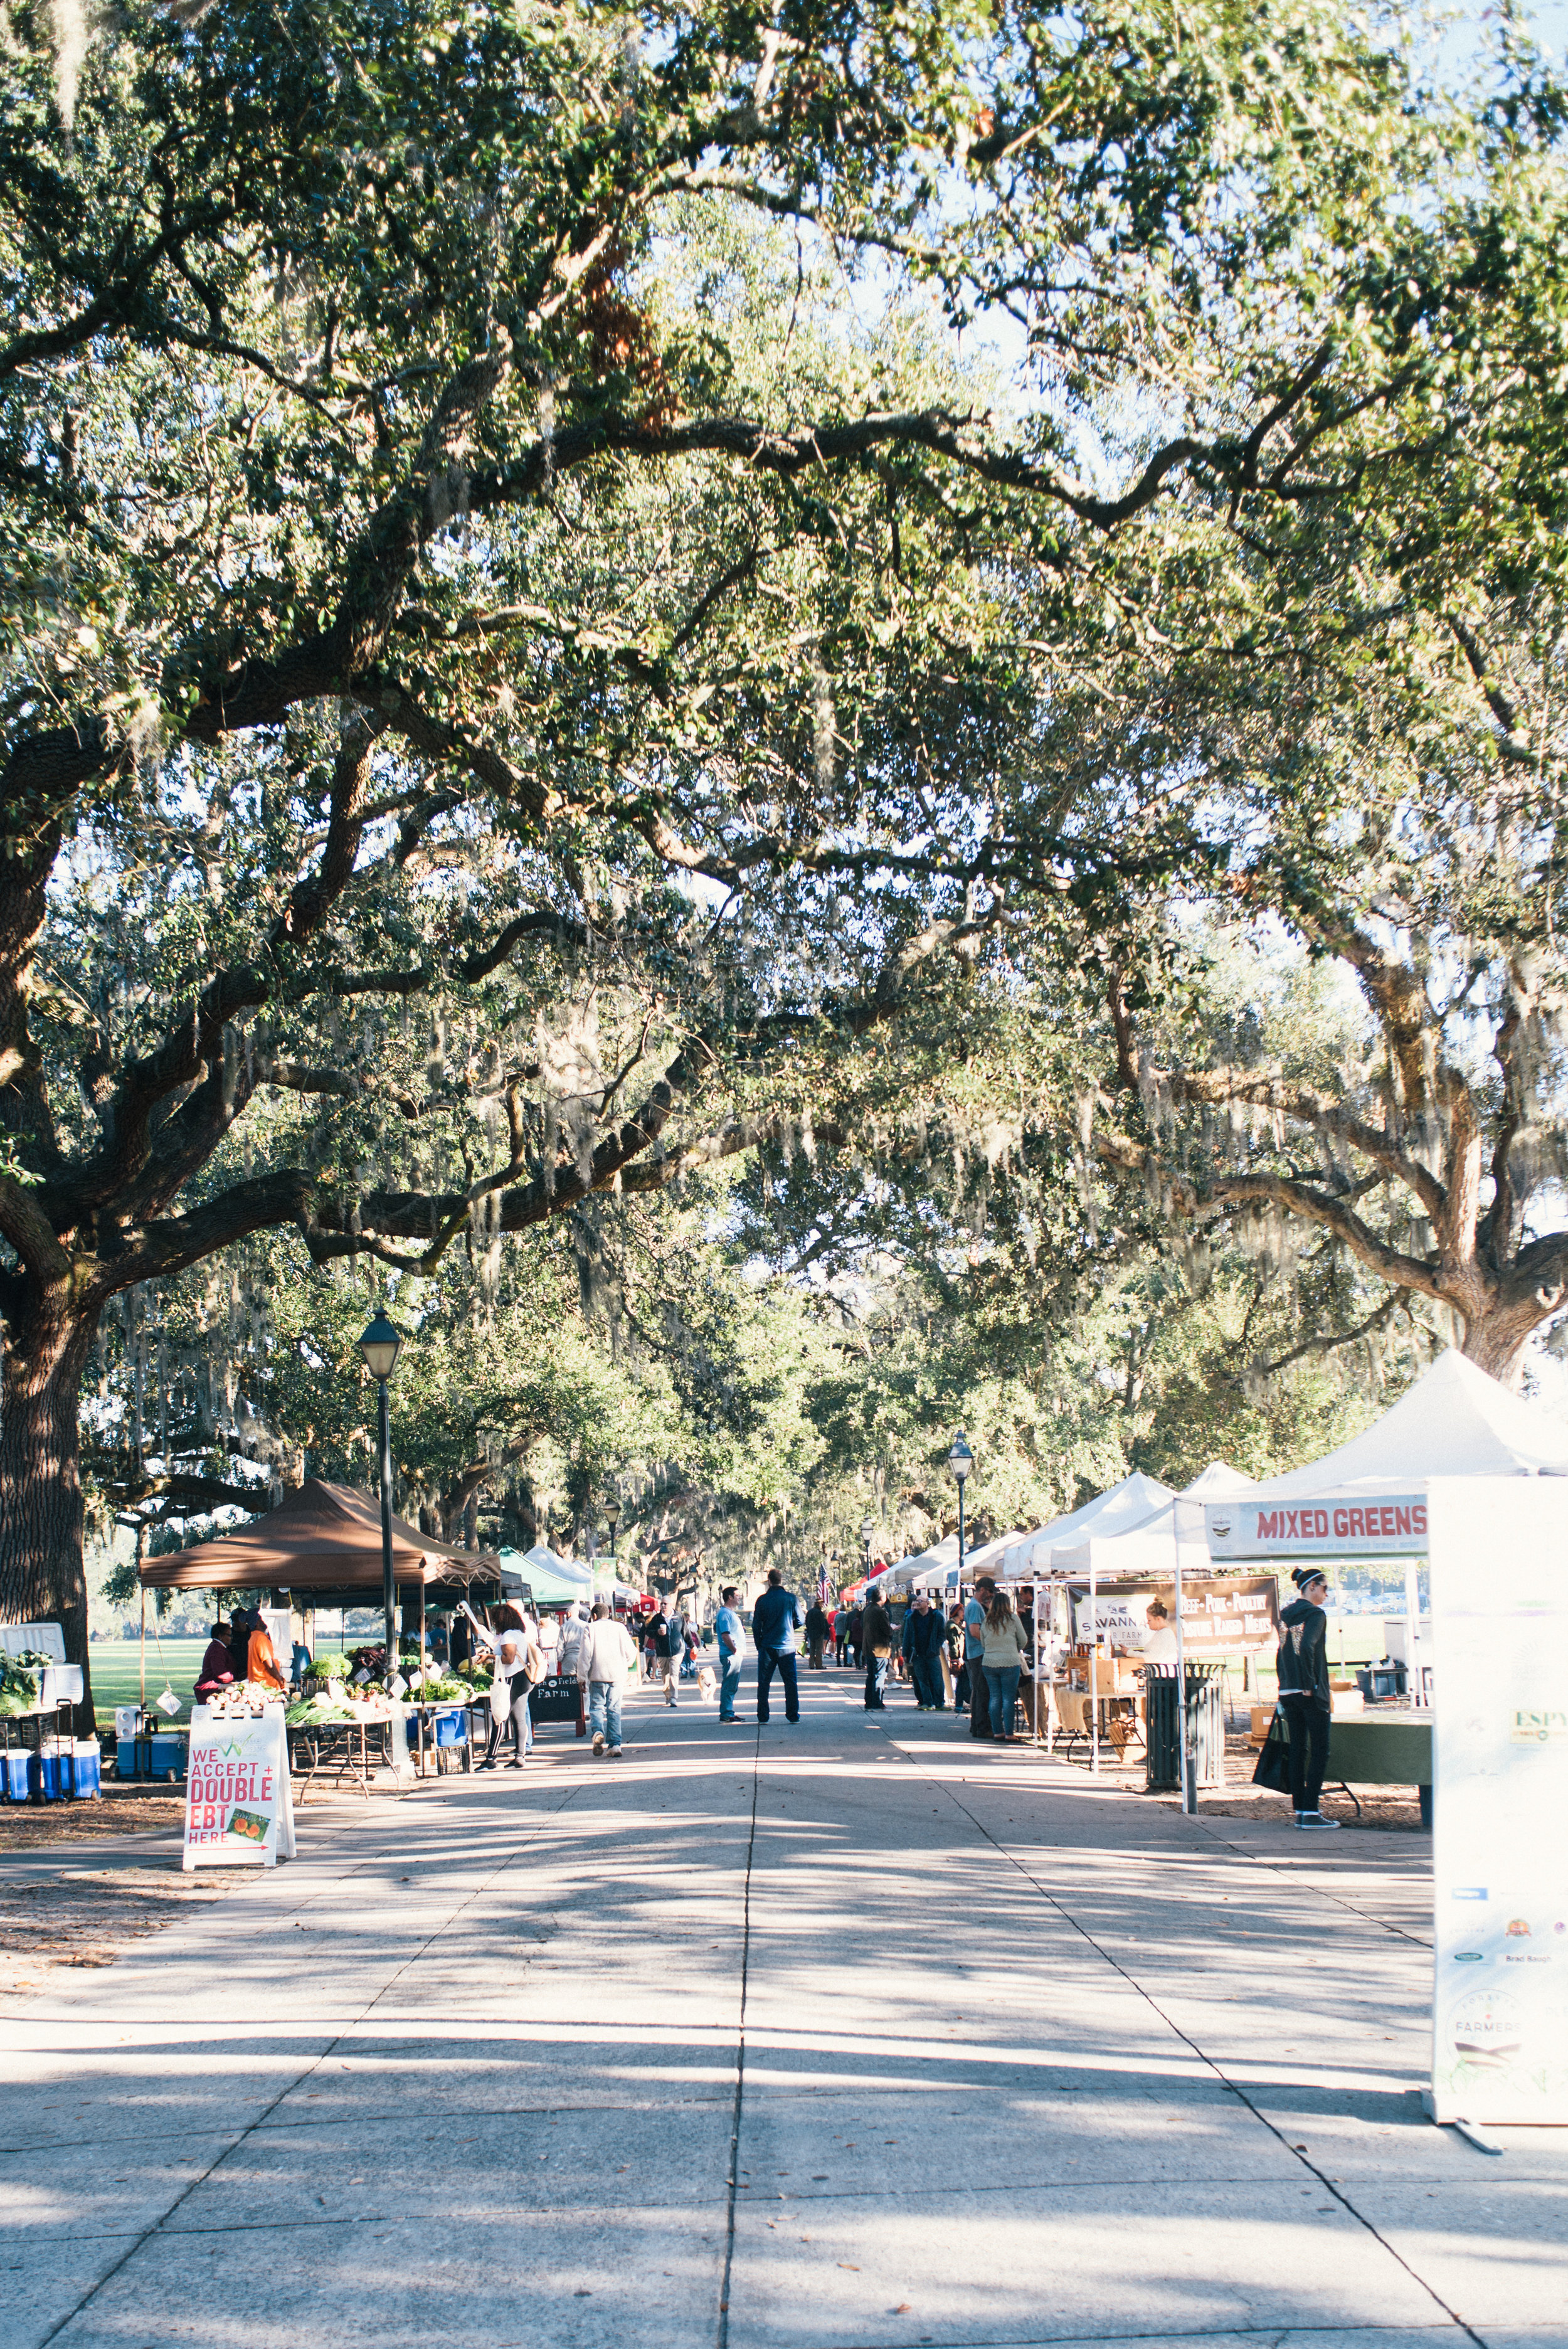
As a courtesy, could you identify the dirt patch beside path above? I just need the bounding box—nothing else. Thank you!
[0,1860,252,2001]
[0,1779,186,1850]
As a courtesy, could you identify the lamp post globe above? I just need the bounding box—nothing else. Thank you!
[358,1313,405,1683]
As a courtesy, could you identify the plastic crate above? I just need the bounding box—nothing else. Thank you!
[431,1706,468,1747]
[119,1733,188,1782]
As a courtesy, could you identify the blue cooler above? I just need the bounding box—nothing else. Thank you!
[28,1751,63,1800]
[432,1706,468,1748]
[1,1749,29,1801]
[72,1742,102,1797]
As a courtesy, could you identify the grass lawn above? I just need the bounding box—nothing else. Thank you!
[87,1638,208,1727]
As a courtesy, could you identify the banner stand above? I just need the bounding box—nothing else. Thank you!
[183,1702,296,1870]
[1426,1478,1567,2127]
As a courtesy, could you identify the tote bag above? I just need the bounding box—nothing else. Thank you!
[1251,1709,1293,1795]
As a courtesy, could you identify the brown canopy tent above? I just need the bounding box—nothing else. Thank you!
[137,1478,499,1616]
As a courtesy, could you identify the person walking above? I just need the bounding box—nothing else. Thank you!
[862,1587,894,1709]
[714,1586,744,1721]
[964,1575,996,1738]
[981,1585,1029,1741]
[948,1604,969,1709]
[752,1567,804,1724]
[831,1606,846,1667]
[805,1597,830,1670]
[1278,1566,1338,1828]
[480,1608,542,1769]
[844,1604,864,1671]
[646,1600,681,1708]
[901,1591,948,1710]
[576,1601,637,1758]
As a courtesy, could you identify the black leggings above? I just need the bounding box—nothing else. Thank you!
[1282,1696,1330,1812]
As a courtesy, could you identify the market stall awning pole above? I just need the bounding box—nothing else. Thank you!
[1173,1495,1193,1814]
[1089,1552,1099,1777]
[139,1583,146,1709]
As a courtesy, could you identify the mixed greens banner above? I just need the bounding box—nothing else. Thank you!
[183,1704,296,1871]
[1205,1496,1428,1560]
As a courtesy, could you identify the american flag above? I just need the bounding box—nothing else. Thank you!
[817,1560,829,1604]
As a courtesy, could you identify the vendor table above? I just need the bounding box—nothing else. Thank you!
[1278,1706,1433,1826]
[287,1717,396,1800]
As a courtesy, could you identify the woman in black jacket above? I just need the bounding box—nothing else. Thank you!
[1277,1566,1338,1829]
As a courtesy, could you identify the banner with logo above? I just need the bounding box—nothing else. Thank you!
[183,1703,296,1870]
[1071,1577,1279,1656]
[1428,1480,1568,2124]
[1205,1495,1428,1561]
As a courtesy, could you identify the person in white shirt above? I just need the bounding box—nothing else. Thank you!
[575,1602,638,1758]
[557,1603,586,1677]
[1140,1599,1180,1664]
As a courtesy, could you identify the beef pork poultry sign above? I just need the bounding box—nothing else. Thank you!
[1204,1495,1429,1559]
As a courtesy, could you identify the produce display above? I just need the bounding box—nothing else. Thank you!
[284,1690,359,1727]
[0,1650,50,1717]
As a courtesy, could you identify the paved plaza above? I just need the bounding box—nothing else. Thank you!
[3,1667,1564,2348]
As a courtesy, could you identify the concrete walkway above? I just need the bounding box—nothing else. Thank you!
[2,1667,1563,2348]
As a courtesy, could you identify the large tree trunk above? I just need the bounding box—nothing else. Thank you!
[0,1302,99,1736]
[1456,1296,1549,1391]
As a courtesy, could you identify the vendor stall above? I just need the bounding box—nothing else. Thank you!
[138,1480,500,1786]
[499,1542,593,1606]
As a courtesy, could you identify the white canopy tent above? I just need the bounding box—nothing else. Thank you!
[1210,1350,1568,1712]
[1049,1461,1258,1581]
[999,1470,1177,1579]
[1246,1348,1568,1493]
[883,1535,960,1591]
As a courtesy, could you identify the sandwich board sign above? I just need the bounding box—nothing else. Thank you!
[1427,1480,1568,2125]
[183,1702,296,1870]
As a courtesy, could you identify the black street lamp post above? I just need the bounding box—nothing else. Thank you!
[948,1431,974,1584]
[358,1312,404,1681]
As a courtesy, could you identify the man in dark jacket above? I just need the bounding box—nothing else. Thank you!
[1278,1566,1337,1828]
[843,1605,863,1669]
[901,1591,948,1710]
[862,1589,894,1709]
[804,1598,830,1669]
[751,1568,803,1724]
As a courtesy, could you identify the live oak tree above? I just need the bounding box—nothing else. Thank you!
[1,0,1547,1714]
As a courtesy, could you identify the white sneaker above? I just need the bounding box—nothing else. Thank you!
[610,1746,624,1758]
[591,1731,606,1756]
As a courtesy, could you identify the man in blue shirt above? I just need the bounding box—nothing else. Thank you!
[750,1567,803,1725]
[965,1574,996,1740]
[714,1587,744,1722]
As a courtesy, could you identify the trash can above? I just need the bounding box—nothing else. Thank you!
[1142,1665,1227,1793]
